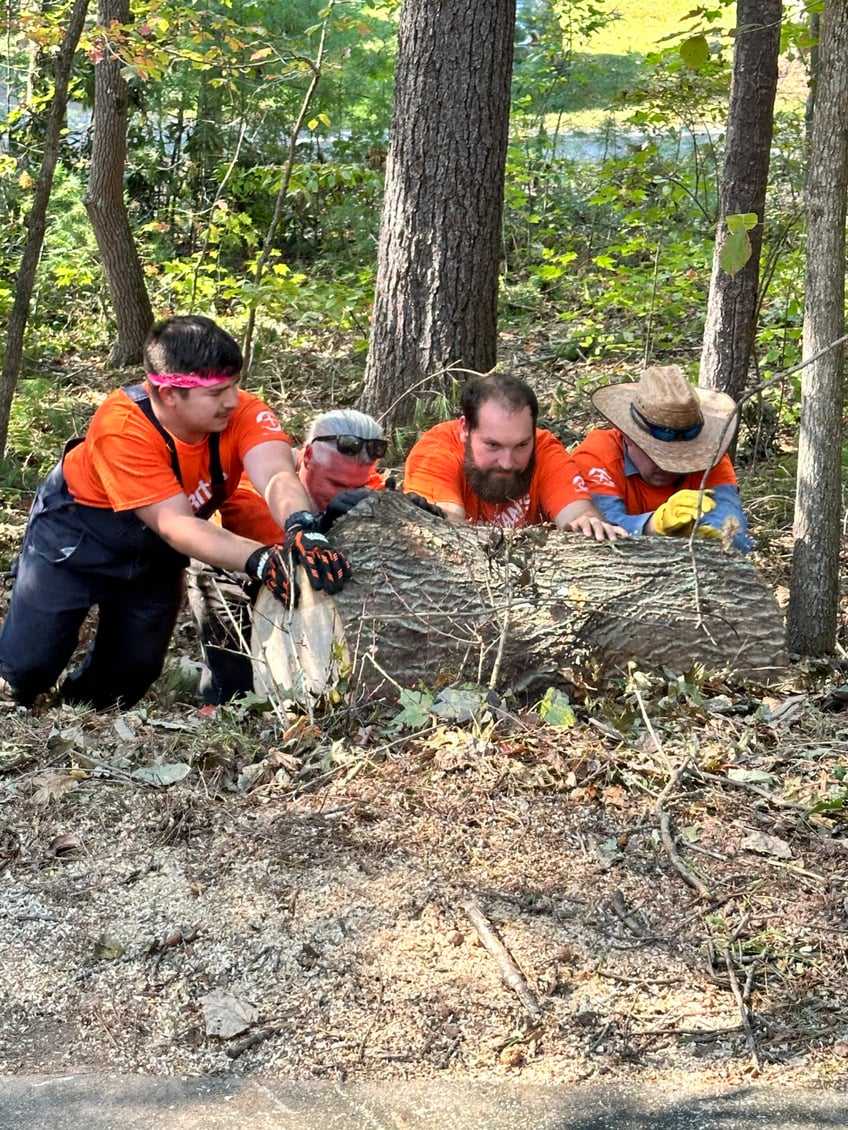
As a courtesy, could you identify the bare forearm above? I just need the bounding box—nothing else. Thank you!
[264,469,314,526]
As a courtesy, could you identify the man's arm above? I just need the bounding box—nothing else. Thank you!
[553,499,627,542]
[243,440,313,528]
[136,493,264,571]
[424,499,466,523]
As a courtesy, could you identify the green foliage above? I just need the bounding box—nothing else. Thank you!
[720,212,758,277]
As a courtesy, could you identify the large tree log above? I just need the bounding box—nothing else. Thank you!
[251,491,787,706]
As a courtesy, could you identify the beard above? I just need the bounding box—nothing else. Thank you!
[463,439,536,504]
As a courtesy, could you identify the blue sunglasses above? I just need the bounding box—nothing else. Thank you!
[630,403,704,443]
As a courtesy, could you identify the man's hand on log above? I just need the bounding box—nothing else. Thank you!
[652,489,715,537]
[319,489,373,532]
[565,506,633,540]
[245,544,298,607]
[283,511,352,594]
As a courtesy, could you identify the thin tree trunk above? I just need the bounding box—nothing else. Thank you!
[0,0,90,455]
[786,1,848,655]
[84,0,153,368]
[699,0,781,403]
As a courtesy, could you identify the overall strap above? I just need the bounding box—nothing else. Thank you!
[123,383,182,484]
[122,384,226,516]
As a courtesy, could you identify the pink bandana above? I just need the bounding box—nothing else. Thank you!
[146,371,236,389]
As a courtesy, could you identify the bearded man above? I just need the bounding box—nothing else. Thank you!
[402,372,624,540]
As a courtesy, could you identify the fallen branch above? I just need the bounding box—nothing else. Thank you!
[654,761,714,902]
[462,898,542,1020]
[725,948,762,1073]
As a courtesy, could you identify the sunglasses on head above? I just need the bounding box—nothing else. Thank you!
[630,403,704,443]
[313,434,388,460]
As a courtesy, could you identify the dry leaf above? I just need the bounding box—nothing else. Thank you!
[33,774,79,804]
[200,990,258,1039]
[740,831,792,859]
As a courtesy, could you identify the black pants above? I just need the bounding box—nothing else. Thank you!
[0,462,185,709]
[185,563,258,705]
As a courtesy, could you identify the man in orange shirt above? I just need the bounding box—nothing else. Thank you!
[0,315,350,710]
[571,364,751,551]
[403,372,625,539]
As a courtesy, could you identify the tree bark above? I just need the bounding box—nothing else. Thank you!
[0,0,90,455]
[786,0,848,656]
[359,0,516,430]
[252,492,787,706]
[699,0,781,404]
[84,0,153,368]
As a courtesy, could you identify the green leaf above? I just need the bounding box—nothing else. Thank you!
[538,687,576,728]
[390,688,434,731]
[679,35,710,70]
[726,212,758,234]
[719,227,751,277]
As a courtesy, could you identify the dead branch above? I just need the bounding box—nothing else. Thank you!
[725,948,763,1072]
[462,898,542,1020]
[654,761,714,901]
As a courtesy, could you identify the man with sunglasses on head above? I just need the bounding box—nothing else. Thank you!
[403,371,625,540]
[570,364,752,552]
[188,408,392,706]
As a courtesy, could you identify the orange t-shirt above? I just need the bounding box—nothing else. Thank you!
[403,420,589,527]
[571,428,738,512]
[218,461,387,543]
[63,387,290,515]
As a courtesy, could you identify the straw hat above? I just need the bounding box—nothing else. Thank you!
[592,365,738,473]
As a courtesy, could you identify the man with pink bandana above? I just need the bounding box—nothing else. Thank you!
[0,314,350,710]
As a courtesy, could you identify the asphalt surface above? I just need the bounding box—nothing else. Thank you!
[1,1075,847,1130]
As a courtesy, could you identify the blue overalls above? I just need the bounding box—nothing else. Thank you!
[0,387,227,710]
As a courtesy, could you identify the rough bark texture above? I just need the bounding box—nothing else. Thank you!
[252,493,787,706]
[786,0,848,655]
[0,0,90,455]
[359,0,516,429]
[84,0,153,368]
[699,0,781,403]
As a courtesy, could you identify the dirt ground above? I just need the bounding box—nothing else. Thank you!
[2,606,848,1092]
[2,357,848,1094]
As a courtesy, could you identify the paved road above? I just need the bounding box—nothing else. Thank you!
[1,1075,847,1129]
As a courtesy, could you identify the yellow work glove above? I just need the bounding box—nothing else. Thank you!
[652,489,715,536]
[694,523,722,540]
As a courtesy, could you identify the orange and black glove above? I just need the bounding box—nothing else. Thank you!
[283,510,352,594]
[245,544,297,607]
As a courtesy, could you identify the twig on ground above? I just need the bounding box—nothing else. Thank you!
[725,947,762,1072]
[462,897,542,1020]
[698,769,809,812]
[654,760,714,902]
[225,1021,287,1059]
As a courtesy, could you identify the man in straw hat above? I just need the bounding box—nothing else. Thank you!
[571,364,751,552]
[403,371,626,540]
[0,315,351,711]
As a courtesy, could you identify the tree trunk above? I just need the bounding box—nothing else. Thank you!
[252,493,787,707]
[699,0,781,404]
[0,0,90,456]
[84,0,153,368]
[786,0,848,656]
[359,0,516,430]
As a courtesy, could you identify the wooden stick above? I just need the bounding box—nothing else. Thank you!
[725,948,762,1072]
[462,898,542,1020]
[654,760,714,902]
